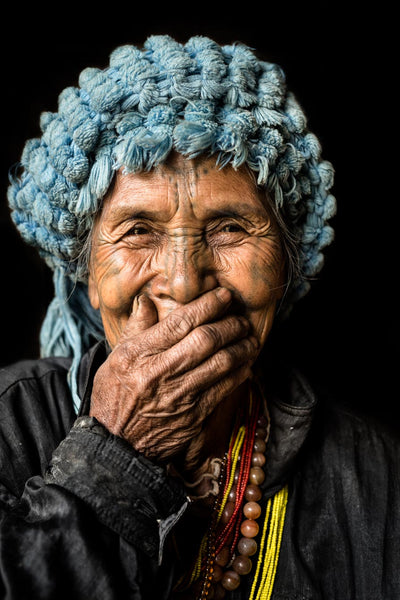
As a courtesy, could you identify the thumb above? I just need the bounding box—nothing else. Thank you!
[127,294,158,336]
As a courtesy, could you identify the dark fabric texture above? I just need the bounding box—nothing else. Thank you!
[0,342,399,599]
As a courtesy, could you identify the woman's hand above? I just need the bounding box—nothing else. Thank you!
[89,287,258,465]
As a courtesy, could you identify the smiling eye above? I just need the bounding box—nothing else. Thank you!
[127,225,150,236]
[220,223,245,233]
[206,221,248,248]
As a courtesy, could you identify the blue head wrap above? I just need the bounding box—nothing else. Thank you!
[7,35,336,412]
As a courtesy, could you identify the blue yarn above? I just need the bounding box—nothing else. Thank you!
[7,34,336,414]
[40,268,104,412]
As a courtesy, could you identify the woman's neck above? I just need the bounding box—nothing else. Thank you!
[173,380,249,504]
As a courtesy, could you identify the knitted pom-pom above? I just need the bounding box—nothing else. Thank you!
[257,63,286,110]
[215,107,256,167]
[283,93,308,133]
[223,43,259,108]
[75,154,113,217]
[174,101,218,157]
[185,36,227,100]
[57,87,99,153]
[144,35,199,100]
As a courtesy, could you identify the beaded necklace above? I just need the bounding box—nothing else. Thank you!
[173,382,288,599]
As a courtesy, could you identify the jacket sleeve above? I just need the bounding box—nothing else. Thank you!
[0,416,188,600]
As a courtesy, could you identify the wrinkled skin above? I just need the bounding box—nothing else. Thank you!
[89,153,285,478]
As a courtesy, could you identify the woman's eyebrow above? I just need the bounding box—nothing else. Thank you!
[109,205,167,223]
[202,206,270,222]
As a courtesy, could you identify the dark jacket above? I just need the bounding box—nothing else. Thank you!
[0,341,399,599]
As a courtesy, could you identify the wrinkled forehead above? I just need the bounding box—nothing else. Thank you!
[99,153,272,224]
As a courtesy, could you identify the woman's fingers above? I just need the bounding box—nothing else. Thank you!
[138,335,258,419]
[121,287,233,353]
[119,288,250,380]
[178,335,258,397]
[128,294,159,336]
[160,314,251,374]
[114,287,255,409]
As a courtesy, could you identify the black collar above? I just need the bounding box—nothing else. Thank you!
[77,340,110,417]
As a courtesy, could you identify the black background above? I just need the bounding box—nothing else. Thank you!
[0,3,397,429]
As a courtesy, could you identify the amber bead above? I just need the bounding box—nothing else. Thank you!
[253,438,266,454]
[240,519,259,538]
[232,555,252,576]
[228,485,237,502]
[251,451,266,467]
[249,466,265,485]
[254,427,267,439]
[257,415,268,428]
[221,501,235,524]
[243,501,262,520]
[237,536,258,556]
[221,570,241,591]
[212,564,223,583]
[244,483,262,502]
[215,546,230,567]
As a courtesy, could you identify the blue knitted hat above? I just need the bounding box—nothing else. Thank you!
[8,35,336,411]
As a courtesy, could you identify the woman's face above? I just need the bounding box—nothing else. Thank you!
[88,154,286,349]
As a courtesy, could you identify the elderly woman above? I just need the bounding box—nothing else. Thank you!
[2,35,399,600]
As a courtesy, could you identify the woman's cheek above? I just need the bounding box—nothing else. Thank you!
[216,241,284,309]
[250,305,278,349]
[91,249,153,345]
[216,241,284,346]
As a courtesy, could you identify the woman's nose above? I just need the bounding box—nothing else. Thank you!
[150,233,218,306]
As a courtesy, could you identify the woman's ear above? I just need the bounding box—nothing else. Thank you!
[88,274,100,310]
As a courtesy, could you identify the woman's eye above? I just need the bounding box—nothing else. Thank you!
[207,222,248,247]
[220,223,245,234]
[127,225,149,236]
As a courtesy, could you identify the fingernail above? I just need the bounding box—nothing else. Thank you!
[249,335,259,349]
[238,316,250,330]
[216,287,232,302]
[132,294,142,315]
